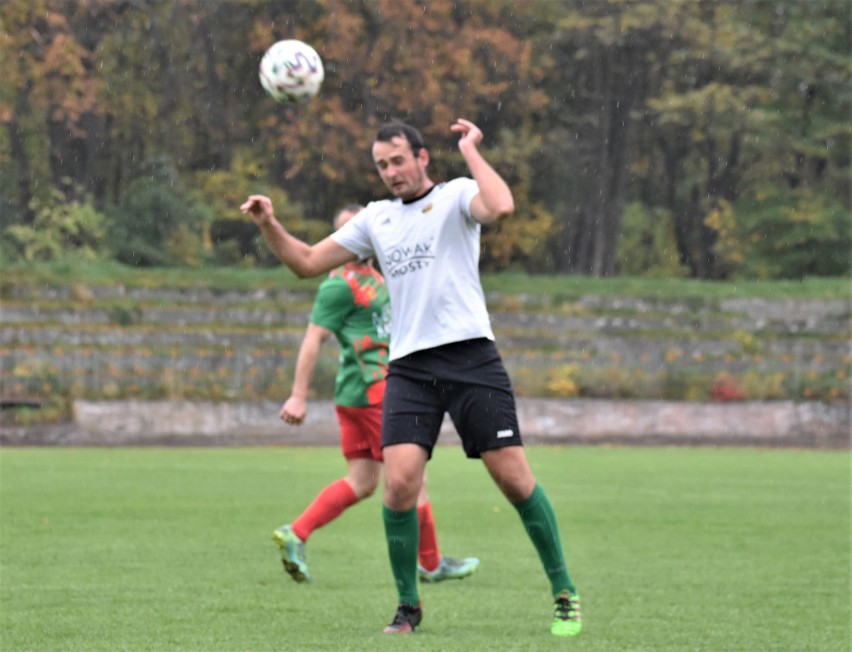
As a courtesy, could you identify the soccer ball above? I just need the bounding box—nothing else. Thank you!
[259,39,324,104]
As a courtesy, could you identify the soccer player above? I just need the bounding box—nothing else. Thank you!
[272,203,479,586]
[242,118,582,637]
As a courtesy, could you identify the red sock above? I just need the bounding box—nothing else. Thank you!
[417,502,441,572]
[291,478,358,542]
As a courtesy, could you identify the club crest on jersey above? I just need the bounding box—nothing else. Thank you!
[422,203,433,214]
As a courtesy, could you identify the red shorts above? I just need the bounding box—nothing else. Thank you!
[336,381,385,461]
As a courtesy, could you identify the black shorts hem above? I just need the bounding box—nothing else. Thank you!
[380,437,436,460]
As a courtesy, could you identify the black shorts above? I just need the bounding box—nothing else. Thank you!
[381,338,523,459]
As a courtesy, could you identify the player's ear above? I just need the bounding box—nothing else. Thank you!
[417,146,430,167]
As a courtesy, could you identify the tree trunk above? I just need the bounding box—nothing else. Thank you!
[6,92,35,224]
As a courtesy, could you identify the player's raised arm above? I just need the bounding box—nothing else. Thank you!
[240,195,355,277]
[451,118,514,224]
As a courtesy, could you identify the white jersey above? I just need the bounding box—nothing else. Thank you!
[331,178,494,361]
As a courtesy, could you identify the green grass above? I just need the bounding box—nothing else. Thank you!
[481,271,851,301]
[2,260,849,299]
[0,260,322,293]
[1,446,849,651]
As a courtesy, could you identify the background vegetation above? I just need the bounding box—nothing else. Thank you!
[1,0,849,279]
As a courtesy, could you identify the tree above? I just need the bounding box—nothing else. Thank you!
[242,0,539,221]
[533,0,665,276]
[1,0,92,223]
[1,0,847,277]
[637,0,850,279]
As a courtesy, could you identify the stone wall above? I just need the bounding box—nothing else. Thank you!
[1,398,845,449]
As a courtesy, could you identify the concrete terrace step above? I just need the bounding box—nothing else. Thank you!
[5,284,851,321]
[2,303,848,338]
[0,305,311,328]
[3,285,848,404]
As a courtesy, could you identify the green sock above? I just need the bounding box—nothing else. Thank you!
[382,505,420,605]
[513,483,576,596]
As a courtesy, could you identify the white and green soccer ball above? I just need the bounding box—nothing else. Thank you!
[259,39,324,104]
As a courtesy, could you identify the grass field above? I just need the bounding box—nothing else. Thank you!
[4,259,849,300]
[1,446,849,651]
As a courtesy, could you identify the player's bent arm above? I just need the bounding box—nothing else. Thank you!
[261,224,355,278]
[450,120,514,224]
[241,194,356,277]
[280,323,332,425]
[461,145,514,224]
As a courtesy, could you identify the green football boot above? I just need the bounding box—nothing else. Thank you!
[551,591,582,637]
[272,524,311,583]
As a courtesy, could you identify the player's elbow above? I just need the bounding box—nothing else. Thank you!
[277,256,312,278]
[293,264,323,279]
[481,199,515,224]
[287,253,326,278]
[292,255,333,279]
[496,197,515,219]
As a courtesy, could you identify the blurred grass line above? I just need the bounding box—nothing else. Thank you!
[2,260,849,299]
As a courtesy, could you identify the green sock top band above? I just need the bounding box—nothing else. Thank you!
[512,483,545,514]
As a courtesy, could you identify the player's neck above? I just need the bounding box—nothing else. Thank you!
[402,182,435,205]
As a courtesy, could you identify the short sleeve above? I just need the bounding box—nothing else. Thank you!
[310,276,353,332]
[330,207,376,260]
[456,177,480,222]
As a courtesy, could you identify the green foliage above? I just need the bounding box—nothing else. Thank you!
[191,150,285,221]
[208,238,247,266]
[481,203,557,273]
[2,1,849,279]
[617,202,689,277]
[2,187,107,262]
[480,127,561,272]
[702,199,745,278]
[107,304,143,327]
[163,223,207,268]
[193,150,332,266]
[733,185,851,279]
[630,1,850,280]
[104,157,210,267]
[4,358,63,397]
[545,364,581,397]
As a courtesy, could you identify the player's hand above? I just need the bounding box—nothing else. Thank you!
[240,194,275,226]
[451,118,483,150]
[279,395,307,425]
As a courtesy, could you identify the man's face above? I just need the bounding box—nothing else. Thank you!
[372,136,430,201]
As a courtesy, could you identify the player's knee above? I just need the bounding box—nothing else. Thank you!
[346,469,380,499]
[382,473,420,510]
[353,477,379,499]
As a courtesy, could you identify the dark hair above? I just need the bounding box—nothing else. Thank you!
[375,121,426,156]
[333,203,364,227]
